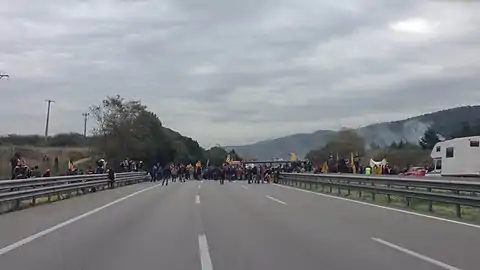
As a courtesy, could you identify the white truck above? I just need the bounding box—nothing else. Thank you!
[428,136,480,177]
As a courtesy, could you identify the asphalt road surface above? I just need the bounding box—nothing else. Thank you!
[0,180,479,270]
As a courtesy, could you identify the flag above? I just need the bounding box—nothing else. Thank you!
[68,159,74,170]
[225,155,232,164]
[289,152,297,161]
[321,162,328,173]
[350,152,356,174]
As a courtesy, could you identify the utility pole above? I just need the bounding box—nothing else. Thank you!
[44,99,55,139]
[82,112,89,138]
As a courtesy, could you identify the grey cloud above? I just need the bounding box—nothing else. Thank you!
[1,0,480,147]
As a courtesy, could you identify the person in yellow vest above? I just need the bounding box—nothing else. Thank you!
[365,166,372,176]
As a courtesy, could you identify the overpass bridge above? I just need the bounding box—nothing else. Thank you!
[0,173,478,270]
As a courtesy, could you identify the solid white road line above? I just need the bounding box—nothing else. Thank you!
[273,184,480,229]
[196,195,201,204]
[266,195,287,205]
[0,183,163,256]
[241,185,249,189]
[372,238,462,270]
[198,234,214,270]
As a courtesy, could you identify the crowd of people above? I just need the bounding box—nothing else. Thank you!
[7,153,145,180]
[8,151,404,182]
[148,160,313,185]
[9,153,51,179]
[311,154,402,175]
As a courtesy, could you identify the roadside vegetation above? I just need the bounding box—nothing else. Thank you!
[0,95,239,178]
[305,122,480,170]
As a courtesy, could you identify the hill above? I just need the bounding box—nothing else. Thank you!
[226,105,480,160]
[225,130,336,160]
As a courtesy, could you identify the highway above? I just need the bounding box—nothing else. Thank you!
[0,180,478,270]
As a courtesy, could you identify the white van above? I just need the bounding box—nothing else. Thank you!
[428,136,480,177]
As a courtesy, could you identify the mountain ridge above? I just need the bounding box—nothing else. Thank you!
[226,105,480,160]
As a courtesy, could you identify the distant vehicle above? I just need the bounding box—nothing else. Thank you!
[399,167,427,177]
[427,136,480,177]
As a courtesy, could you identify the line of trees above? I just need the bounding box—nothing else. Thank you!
[89,95,239,168]
[305,129,431,169]
[1,95,239,169]
[306,120,480,170]
[419,121,480,150]
[305,129,366,165]
[0,133,92,147]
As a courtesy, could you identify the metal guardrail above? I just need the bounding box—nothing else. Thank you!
[278,173,480,218]
[0,172,149,213]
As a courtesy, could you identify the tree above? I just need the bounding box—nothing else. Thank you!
[48,133,87,147]
[306,129,365,164]
[129,110,176,166]
[419,128,441,150]
[389,141,398,149]
[388,140,406,149]
[397,140,405,149]
[450,121,480,139]
[0,133,94,147]
[163,128,206,165]
[90,95,206,168]
[369,142,381,150]
[373,146,430,169]
[205,147,229,166]
[90,95,146,163]
[228,149,242,161]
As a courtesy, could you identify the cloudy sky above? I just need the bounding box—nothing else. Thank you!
[1,0,480,148]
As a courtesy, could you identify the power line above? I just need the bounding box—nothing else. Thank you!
[44,99,55,139]
[82,112,89,138]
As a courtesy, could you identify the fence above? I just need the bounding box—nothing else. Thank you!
[278,173,480,218]
[0,172,149,213]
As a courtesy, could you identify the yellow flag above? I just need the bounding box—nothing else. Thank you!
[225,154,231,164]
[68,160,74,170]
[321,162,328,173]
[350,152,356,174]
[289,152,297,161]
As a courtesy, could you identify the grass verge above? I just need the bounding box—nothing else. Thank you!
[282,182,480,224]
